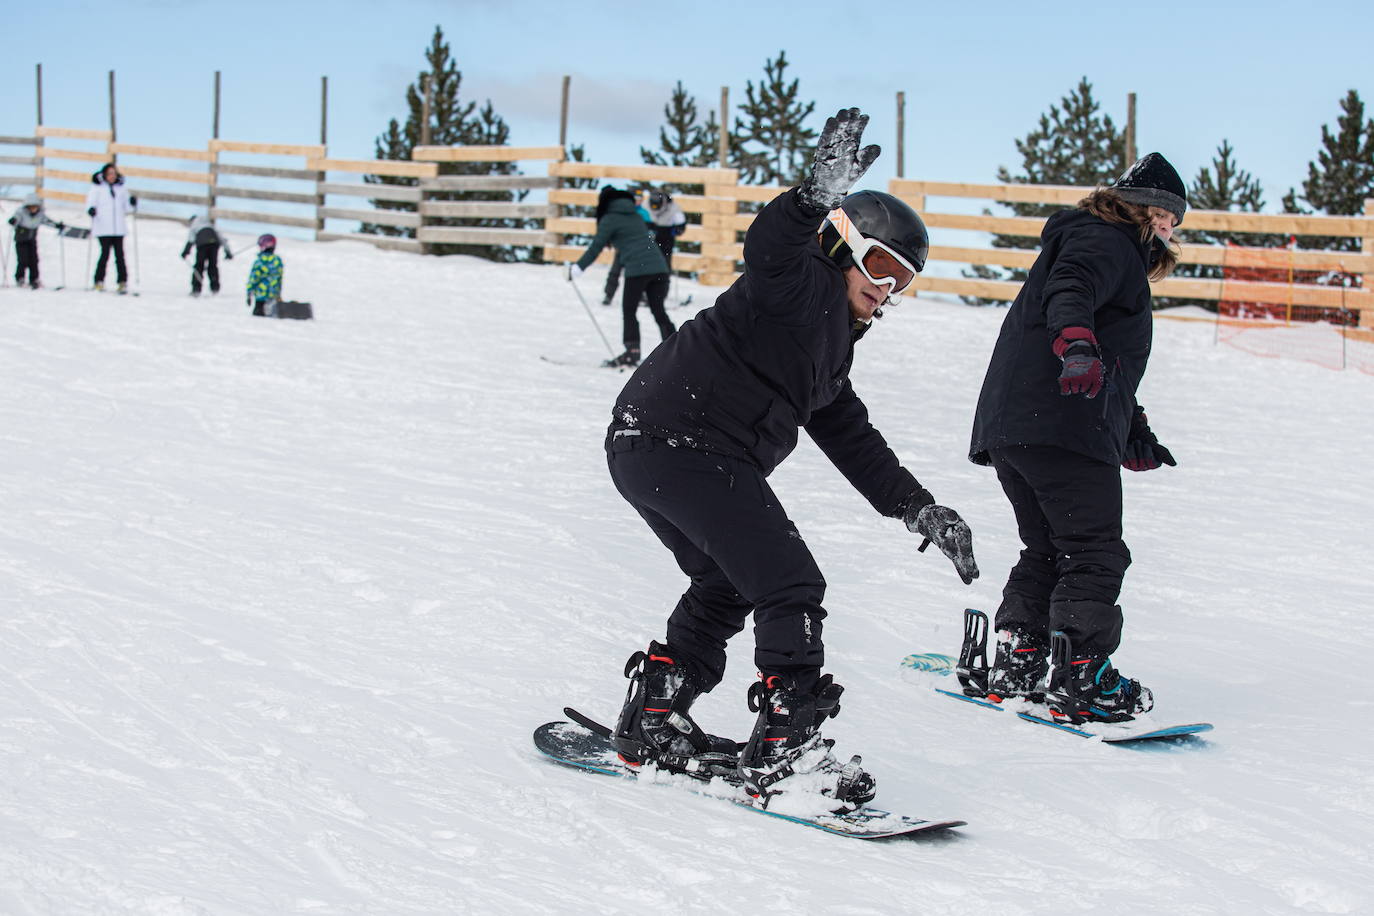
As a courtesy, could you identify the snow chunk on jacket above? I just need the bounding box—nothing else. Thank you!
[609,188,919,518]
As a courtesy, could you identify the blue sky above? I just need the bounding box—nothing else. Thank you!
[5,0,1372,210]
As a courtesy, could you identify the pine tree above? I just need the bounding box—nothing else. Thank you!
[731,51,817,186]
[963,77,1124,303]
[363,26,524,260]
[642,82,708,169]
[1284,89,1374,253]
[1163,140,1279,309]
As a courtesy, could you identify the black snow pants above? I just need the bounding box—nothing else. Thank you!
[14,239,38,286]
[652,226,677,272]
[620,273,674,352]
[989,444,1131,656]
[94,236,128,285]
[192,243,221,294]
[607,429,827,693]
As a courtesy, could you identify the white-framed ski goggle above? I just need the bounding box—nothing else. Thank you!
[824,208,920,305]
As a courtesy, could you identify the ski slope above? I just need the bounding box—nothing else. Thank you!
[2,208,1371,915]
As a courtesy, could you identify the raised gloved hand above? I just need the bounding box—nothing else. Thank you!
[129,195,138,207]
[1123,406,1177,471]
[56,222,65,231]
[797,107,880,214]
[566,263,583,282]
[87,207,96,217]
[1052,326,1104,399]
[903,496,979,585]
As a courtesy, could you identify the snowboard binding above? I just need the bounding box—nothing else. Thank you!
[955,608,991,697]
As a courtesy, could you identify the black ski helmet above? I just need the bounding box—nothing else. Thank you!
[822,190,929,274]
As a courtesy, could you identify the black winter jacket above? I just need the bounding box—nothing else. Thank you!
[969,208,1159,467]
[577,198,666,278]
[610,188,920,518]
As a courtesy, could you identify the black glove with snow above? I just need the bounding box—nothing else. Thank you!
[902,495,979,585]
[797,107,880,215]
[1123,406,1176,472]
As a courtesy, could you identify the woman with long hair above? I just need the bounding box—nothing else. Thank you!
[967,152,1187,724]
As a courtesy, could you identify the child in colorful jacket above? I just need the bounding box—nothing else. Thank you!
[246,234,283,316]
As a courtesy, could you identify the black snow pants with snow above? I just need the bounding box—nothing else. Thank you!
[607,429,826,693]
[989,444,1131,656]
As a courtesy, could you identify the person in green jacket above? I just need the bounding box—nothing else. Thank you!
[568,187,674,367]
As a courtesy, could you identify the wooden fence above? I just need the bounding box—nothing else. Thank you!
[3,130,1370,325]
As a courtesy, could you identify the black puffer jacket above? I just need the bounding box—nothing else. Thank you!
[969,208,1159,467]
[609,188,920,518]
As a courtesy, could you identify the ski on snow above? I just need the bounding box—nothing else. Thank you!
[902,610,1213,745]
[534,709,964,840]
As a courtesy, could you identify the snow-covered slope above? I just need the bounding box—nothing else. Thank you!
[2,209,1370,915]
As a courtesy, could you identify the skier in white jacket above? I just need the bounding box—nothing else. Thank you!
[85,162,137,292]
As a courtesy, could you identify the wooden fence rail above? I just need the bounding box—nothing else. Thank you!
[4,128,1370,324]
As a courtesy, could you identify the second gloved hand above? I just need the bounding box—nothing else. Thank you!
[904,502,979,585]
[1052,326,1104,399]
[1123,406,1177,471]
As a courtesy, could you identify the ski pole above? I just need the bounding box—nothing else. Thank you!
[567,271,617,358]
[59,228,66,289]
[131,213,140,289]
[1,224,9,288]
[85,230,93,289]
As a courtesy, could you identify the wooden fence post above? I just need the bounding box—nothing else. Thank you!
[108,70,117,162]
[699,173,735,287]
[718,87,729,168]
[1125,92,1137,167]
[1362,199,1373,328]
[209,72,220,216]
[895,91,905,179]
[34,64,43,194]
[316,76,328,240]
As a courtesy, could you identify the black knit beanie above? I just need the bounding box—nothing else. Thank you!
[1112,152,1187,225]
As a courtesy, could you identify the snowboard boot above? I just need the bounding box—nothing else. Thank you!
[602,347,640,369]
[612,642,738,780]
[117,282,128,295]
[94,282,105,292]
[736,674,875,813]
[986,626,1049,703]
[1044,631,1154,724]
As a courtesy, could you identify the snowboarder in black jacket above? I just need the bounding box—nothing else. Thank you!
[605,108,978,812]
[968,152,1187,725]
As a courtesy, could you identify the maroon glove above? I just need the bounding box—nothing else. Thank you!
[1052,327,1104,399]
[1123,406,1177,471]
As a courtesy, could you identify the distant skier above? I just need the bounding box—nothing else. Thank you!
[598,188,654,307]
[246,234,283,316]
[601,108,978,812]
[968,152,1187,724]
[85,162,137,293]
[567,186,673,367]
[7,193,63,289]
[181,214,233,296]
[644,188,687,271]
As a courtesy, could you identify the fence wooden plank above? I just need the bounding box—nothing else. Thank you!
[36,126,112,141]
[893,179,1089,206]
[320,206,421,228]
[1179,243,1374,273]
[37,147,108,163]
[37,167,92,183]
[416,226,551,246]
[215,163,321,181]
[550,161,739,185]
[1183,210,1371,238]
[0,135,39,146]
[413,145,565,162]
[911,275,1020,301]
[547,187,726,214]
[420,175,558,191]
[545,245,704,267]
[319,182,422,203]
[0,155,38,166]
[135,189,218,206]
[545,217,593,235]
[1152,277,1373,308]
[0,176,38,188]
[929,244,1039,269]
[109,143,215,163]
[307,158,438,179]
[721,185,790,204]
[316,230,423,252]
[922,212,1047,235]
[211,208,319,229]
[211,140,325,156]
[37,189,83,202]
[119,165,210,185]
[213,186,319,205]
[419,200,548,219]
